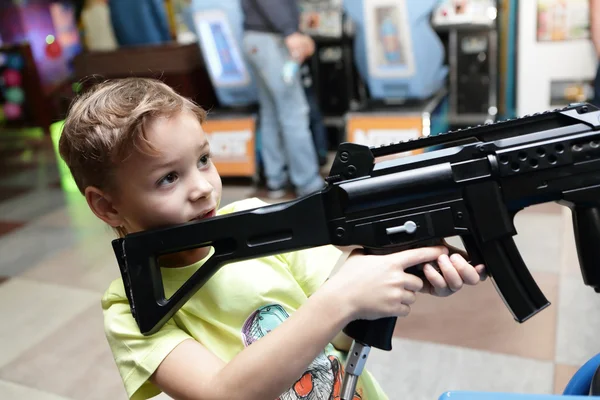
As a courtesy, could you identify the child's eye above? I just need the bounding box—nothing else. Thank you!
[158,172,178,187]
[198,153,212,168]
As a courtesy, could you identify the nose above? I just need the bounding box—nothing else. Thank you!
[188,170,213,202]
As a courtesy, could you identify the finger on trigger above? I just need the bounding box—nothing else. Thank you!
[396,246,449,270]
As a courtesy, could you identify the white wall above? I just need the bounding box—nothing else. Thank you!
[517,0,596,116]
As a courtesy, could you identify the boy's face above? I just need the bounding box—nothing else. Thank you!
[109,109,222,264]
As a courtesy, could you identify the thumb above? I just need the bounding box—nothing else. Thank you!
[334,245,363,254]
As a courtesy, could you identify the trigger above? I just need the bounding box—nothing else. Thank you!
[459,235,484,266]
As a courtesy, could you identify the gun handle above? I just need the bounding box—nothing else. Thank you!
[569,205,600,291]
[342,317,396,351]
[342,245,415,351]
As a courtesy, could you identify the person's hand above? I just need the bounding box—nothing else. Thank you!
[326,246,450,321]
[284,32,314,62]
[301,34,315,58]
[419,250,487,297]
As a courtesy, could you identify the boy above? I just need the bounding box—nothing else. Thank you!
[59,77,486,400]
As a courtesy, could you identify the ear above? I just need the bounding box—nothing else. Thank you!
[84,186,123,228]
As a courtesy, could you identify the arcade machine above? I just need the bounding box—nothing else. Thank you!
[342,0,450,155]
[0,0,82,137]
[431,0,499,127]
[181,0,260,181]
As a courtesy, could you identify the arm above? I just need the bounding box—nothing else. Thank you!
[152,283,354,400]
[151,246,452,400]
[591,0,600,57]
[251,0,313,61]
[331,330,354,352]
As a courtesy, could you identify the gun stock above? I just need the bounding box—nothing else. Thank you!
[113,195,331,335]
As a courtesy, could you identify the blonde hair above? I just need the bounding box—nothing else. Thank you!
[60,77,207,192]
[59,77,208,236]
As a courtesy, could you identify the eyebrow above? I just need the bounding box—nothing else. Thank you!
[152,140,210,171]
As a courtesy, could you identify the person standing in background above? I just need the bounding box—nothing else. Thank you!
[300,62,329,167]
[241,0,324,199]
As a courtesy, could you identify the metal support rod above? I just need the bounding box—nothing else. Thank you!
[341,340,371,400]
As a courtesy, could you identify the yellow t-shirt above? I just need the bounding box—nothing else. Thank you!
[101,197,388,400]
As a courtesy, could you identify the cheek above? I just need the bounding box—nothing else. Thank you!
[131,190,186,226]
[151,193,187,216]
[209,168,223,196]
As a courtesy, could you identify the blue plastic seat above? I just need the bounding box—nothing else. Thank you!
[438,392,589,399]
[438,353,600,399]
[563,353,600,396]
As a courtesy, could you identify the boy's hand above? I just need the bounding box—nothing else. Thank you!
[328,246,450,321]
[419,252,487,297]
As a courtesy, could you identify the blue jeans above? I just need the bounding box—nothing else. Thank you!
[304,83,329,163]
[242,31,323,196]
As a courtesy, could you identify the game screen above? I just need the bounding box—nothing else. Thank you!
[374,6,407,67]
[365,0,415,78]
[193,10,249,87]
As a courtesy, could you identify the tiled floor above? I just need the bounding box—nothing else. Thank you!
[1,133,599,400]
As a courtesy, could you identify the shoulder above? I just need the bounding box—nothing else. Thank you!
[101,278,127,308]
[101,279,193,400]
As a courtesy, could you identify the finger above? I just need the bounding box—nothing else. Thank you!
[422,263,447,293]
[334,244,362,252]
[401,290,417,306]
[392,246,449,270]
[419,282,433,295]
[442,239,470,261]
[449,253,480,285]
[403,273,424,292]
[344,247,365,258]
[475,264,488,281]
[396,304,411,317]
[437,254,463,292]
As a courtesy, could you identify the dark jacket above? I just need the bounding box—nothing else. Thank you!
[241,0,300,37]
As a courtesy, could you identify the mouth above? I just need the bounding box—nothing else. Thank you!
[190,208,216,222]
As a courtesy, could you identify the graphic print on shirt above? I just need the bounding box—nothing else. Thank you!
[241,304,362,400]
